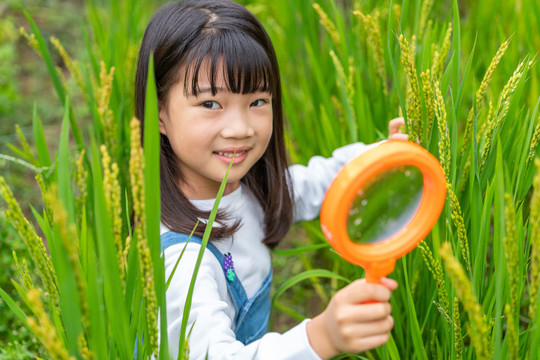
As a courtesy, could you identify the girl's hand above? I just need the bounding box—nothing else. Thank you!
[388,117,408,140]
[306,278,398,359]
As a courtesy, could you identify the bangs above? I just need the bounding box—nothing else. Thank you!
[182,30,275,96]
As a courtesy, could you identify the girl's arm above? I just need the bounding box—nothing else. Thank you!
[289,141,382,222]
[290,118,406,222]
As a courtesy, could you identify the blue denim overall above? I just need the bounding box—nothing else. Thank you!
[162,231,272,344]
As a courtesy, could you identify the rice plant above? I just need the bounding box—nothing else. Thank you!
[1,0,539,359]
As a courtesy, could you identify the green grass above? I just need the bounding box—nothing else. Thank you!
[0,0,539,359]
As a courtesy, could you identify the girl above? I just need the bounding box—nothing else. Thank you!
[135,1,405,359]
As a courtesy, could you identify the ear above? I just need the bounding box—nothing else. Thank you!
[158,103,168,135]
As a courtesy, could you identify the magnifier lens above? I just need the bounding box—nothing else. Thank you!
[347,165,424,244]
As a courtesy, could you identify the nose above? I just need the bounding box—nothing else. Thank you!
[221,109,255,139]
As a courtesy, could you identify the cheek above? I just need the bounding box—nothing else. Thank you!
[258,115,273,146]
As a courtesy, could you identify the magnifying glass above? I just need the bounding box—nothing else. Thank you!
[320,140,446,285]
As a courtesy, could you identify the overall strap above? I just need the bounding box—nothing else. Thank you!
[160,231,248,311]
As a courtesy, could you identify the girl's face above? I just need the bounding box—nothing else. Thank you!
[159,63,273,200]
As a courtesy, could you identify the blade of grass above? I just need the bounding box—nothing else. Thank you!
[32,104,51,167]
[143,53,168,359]
[271,269,349,304]
[23,11,83,147]
[177,156,235,359]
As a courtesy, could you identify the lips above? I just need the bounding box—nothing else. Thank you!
[214,150,247,157]
[213,147,251,164]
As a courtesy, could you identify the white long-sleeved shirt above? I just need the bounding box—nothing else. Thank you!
[163,142,380,360]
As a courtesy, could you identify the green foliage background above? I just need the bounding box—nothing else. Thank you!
[1,0,540,359]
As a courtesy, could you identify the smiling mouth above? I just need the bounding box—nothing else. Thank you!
[214,150,247,157]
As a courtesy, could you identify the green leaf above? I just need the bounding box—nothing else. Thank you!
[178,157,234,359]
[0,286,29,328]
[272,243,329,257]
[32,104,51,167]
[143,53,169,359]
[272,269,349,304]
[23,11,83,146]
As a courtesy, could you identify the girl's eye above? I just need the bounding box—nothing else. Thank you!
[200,101,220,109]
[250,99,268,107]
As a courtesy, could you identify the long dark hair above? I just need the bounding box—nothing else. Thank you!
[135,0,293,248]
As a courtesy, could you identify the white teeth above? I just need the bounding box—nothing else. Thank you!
[216,151,246,157]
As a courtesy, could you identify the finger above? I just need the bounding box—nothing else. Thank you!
[345,302,392,322]
[380,277,398,290]
[388,133,409,141]
[344,279,393,303]
[388,117,405,135]
[358,316,395,337]
[351,330,392,352]
[343,316,394,342]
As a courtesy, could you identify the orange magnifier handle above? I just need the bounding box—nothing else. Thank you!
[320,140,446,289]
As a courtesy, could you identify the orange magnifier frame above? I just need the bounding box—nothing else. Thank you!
[320,140,446,284]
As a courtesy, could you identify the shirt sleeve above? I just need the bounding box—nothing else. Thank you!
[289,142,383,222]
[164,244,322,360]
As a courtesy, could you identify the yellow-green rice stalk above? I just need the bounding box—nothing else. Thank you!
[55,66,69,93]
[50,36,86,101]
[529,159,540,321]
[434,81,450,178]
[330,50,356,129]
[13,251,34,290]
[459,100,494,195]
[478,100,493,143]
[392,4,401,31]
[503,193,519,310]
[447,184,471,271]
[123,43,139,108]
[418,242,450,318]
[15,124,34,163]
[440,242,491,360]
[121,235,131,281]
[431,23,452,81]
[505,303,519,359]
[100,144,124,280]
[462,39,510,154]
[528,113,540,164]
[26,288,73,360]
[45,188,90,331]
[330,50,347,93]
[418,0,434,40]
[75,149,87,220]
[354,10,387,93]
[431,43,440,78]
[35,173,53,225]
[480,59,528,172]
[433,300,452,324]
[330,96,346,127]
[453,297,463,360]
[78,333,92,360]
[98,62,117,156]
[313,3,341,52]
[399,34,422,143]
[438,24,452,76]
[421,70,435,142]
[19,27,40,53]
[0,177,59,311]
[129,117,158,356]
